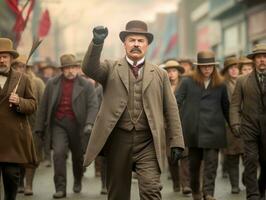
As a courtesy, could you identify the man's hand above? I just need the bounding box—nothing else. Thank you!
[9,92,20,106]
[171,147,184,164]
[92,26,108,44]
[231,124,241,137]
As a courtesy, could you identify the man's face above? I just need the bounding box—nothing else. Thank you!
[0,53,12,74]
[199,65,214,78]
[228,65,239,78]
[254,53,266,73]
[166,68,179,82]
[62,66,79,79]
[124,34,148,62]
[241,64,253,75]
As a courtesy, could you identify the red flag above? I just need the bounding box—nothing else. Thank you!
[4,0,35,46]
[164,33,178,55]
[38,9,51,38]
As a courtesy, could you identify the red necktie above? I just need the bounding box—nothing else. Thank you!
[131,62,143,79]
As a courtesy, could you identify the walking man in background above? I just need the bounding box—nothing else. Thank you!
[35,54,98,198]
[230,44,266,200]
[0,38,37,200]
[82,20,184,200]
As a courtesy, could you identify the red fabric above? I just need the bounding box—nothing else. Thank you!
[5,0,35,44]
[55,78,76,120]
[38,9,51,38]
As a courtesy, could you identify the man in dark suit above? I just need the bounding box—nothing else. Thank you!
[230,43,266,200]
[35,54,98,198]
[0,38,37,200]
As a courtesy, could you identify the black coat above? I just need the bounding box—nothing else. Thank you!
[35,74,98,137]
[176,77,229,148]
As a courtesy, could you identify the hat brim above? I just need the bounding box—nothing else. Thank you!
[0,50,19,59]
[164,66,185,74]
[247,51,266,59]
[119,31,153,44]
[194,62,219,66]
[60,63,80,68]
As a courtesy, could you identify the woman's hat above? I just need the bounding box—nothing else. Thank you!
[194,50,219,66]
[163,60,185,74]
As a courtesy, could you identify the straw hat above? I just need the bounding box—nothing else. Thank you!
[247,43,266,59]
[163,59,185,74]
[221,56,239,75]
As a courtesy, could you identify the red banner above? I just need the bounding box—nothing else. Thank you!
[38,9,51,38]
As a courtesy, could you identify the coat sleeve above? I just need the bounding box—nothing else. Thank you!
[34,82,50,133]
[84,81,99,126]
[175,77,188,108]
[163,71,184,149]
[221,84,230,124]
[17,76,37,115]
[230,77,243,126]
[82,41,110,86]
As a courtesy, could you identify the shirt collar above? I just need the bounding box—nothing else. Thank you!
[126,56,145,67]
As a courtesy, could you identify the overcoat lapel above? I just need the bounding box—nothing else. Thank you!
[0,70,20,105]
[249,71,261,96]
[117,58,129,93]
[51,76,62,106]
[72,77,83,102]
[142,63,154,94]
[7,70,20,95]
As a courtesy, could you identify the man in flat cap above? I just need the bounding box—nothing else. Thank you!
[230,43,266,200]
[82,20,184,199]
[0,38,37,200]
[35,54,98,198]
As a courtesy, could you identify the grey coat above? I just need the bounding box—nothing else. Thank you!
[176,76,229,148]
[34,74,98,139]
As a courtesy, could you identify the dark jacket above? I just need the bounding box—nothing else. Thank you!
[35,74,98,140]
[176,76,229,148]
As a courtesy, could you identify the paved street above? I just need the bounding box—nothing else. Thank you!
[3,159,245,200]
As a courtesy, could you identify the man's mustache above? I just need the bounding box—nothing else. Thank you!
[0,64,7,68]
[130,47,141,53]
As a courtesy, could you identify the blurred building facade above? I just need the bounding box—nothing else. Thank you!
[148,0,266,64]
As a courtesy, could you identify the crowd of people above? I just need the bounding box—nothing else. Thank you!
[0,19,265,200]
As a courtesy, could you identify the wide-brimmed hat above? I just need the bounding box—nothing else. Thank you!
[163,60,185,74]
[247,43,266,59]
[194,50,219,66]
[0,38,19,58]
[60,54,80,68]
[221,56,239,75]
[119,20,153,44]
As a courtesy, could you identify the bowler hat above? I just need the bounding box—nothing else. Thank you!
[247,43,266,59]
[194,50,219,66]
[119,20,153,44]
[0,38,19,58]
[163,60,185,74]
[60,54,79,68]
[221,57,239,75]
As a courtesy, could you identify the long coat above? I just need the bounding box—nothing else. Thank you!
[0,69,37,166]
[223,78,244,155]
[34,74,99,145]
[230,70,266,133]
[82,42,184,171]
[176,76,229,148]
